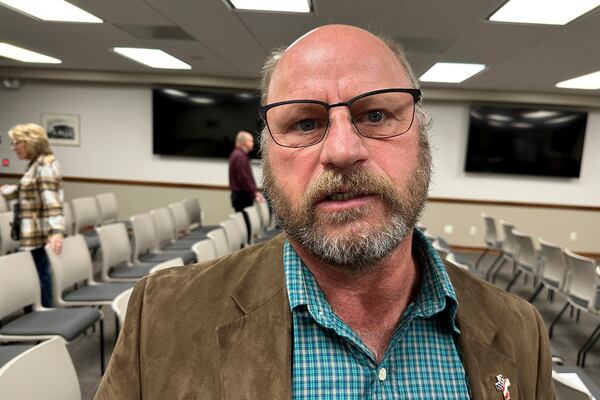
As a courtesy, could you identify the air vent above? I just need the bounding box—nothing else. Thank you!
[116,25,195,41]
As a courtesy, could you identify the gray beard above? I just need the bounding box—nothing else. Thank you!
[263,146,431,271]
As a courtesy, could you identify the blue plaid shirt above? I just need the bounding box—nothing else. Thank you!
[284,229,470,399]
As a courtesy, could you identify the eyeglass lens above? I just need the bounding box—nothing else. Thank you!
[266,91,416,147]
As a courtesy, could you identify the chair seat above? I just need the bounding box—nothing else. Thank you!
[63,282,133,302]
[191,225,220,234]
[109,263,153,279]
[0,308,101,342]
[0,344,34,367]
[140,251,195,265]
[161,241,195,251]
[82,232,100,250]
[568,292,600,311]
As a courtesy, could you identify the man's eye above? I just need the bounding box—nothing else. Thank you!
[366,110,385,123]
[295,119,317,132]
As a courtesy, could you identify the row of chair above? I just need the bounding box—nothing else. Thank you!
[476,213,600,368]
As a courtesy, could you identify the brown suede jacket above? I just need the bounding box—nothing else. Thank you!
[95,234,554,399]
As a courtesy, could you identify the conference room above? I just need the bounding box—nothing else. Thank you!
[0,0,599,398]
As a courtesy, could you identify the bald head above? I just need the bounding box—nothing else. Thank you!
[236,130,254,153]
[261,25,421,104]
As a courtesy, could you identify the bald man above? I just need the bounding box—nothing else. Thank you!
[229,130,263,239]
[96,25,554,399]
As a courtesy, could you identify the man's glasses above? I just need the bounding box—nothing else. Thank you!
[259,88,421,148]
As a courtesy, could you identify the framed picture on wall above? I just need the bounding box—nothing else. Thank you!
[41,113,80,146]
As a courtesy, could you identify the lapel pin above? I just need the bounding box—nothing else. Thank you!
[494,374,511,400]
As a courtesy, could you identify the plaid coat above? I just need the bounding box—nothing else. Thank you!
[5,154,65,249]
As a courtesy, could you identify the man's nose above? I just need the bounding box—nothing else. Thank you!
[319,109,368,169]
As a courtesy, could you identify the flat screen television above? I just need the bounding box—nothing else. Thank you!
[464,103,587,178]
[153,86,263,159]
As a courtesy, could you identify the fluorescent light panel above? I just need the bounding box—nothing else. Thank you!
[489,0,600,25]
[228,0,311,13]
[556,71,600,90]
[113,48,191,70]
[0,43,61,63]
[419,62,485,83]
[0,0,102,22]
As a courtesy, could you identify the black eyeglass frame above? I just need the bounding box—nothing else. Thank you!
[258,88,422,148]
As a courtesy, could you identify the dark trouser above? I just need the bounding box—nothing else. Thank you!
[31,247,53,307]
[231,191,254,243]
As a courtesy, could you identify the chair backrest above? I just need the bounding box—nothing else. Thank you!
[564,249,598,308]
[0,337,81,400]
[552,370,593,400]
[229,212,248,246]
[71,197,101,232]
[243,205,262,244]
[168,202,191,237]
[192,239,217,263]
[220,218,242,252]
[182,197,201,228]
[150,208,176,247]
[481,213,498,247]
[499,220,516,256]
[130,213,161,262]
[46,235,94,306]
[257,201,270,230]
[0,196,7,213]
[512,229,537,272]
[0,212,19,255]
[112,287,133,327]
[539,238,568,287]
[149,257,184,274]
[95,193,119,224]
[206,228,229,257]
[63,202,74,236]
[0,252,41,319]
[96,223,133,281]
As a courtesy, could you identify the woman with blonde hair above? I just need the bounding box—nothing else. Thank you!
[1,123,65,307]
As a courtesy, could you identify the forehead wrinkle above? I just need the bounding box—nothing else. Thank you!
[268,26,409,103]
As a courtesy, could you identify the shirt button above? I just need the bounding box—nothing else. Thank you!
[378,367,387,381]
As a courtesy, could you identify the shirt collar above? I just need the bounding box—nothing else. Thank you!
[283,229,460,334]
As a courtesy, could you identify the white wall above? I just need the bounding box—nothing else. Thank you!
[0,81,263,185]
[0,81,598,207]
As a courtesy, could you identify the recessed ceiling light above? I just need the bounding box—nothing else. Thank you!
[0,0,102,23]
[113,48,191,70]
[419,62,485,83]
[489,0,600,25]
[227,0,311,13]
[0,43,61,63]
[556,71,600,90]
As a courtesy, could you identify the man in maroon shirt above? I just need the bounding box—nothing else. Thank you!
[229,131,263,240]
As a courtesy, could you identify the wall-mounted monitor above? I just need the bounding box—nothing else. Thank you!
[464,103,587,178]
[153,86,263,159]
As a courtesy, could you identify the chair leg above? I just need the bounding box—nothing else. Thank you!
[100,319,105,375]
[490,258,507,283]
[485,253,504,281]
[549,302,570,338]
[506,270,522,292]
[528,282,544,303]
[577,322,600,367]
[474,247,490,269]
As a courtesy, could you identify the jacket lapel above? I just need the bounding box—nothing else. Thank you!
[216,236,292,400]
[447,264,519,400]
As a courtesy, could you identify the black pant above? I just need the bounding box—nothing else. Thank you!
[231,191,254,243]
[31,247,53,307]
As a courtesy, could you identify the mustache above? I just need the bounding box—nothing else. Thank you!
[301,167,400,210]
